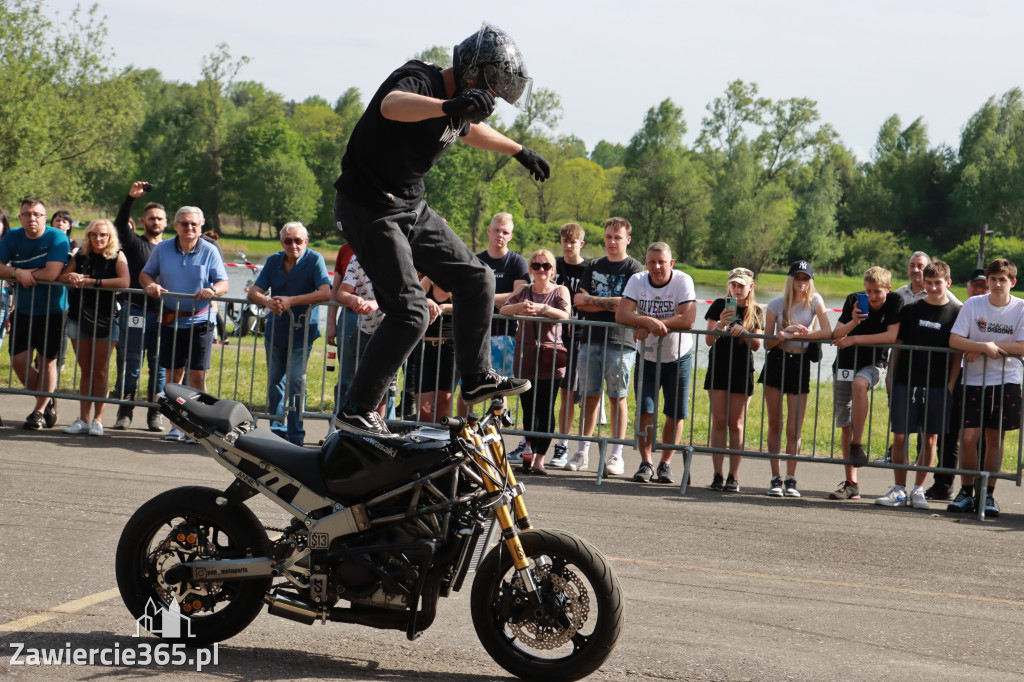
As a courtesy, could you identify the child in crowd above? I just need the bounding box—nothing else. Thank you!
[946,258,1024,516]
[875,260,962,510]
[703,267,764,492]
[760,260,831,497]
[828,266,903,500]
[551,222,589,468]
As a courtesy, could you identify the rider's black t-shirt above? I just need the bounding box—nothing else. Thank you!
[335,61,470,212]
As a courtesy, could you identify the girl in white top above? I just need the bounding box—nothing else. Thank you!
[760,260,831,497]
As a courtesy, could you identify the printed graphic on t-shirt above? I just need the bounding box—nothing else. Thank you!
[637,298,677,318]
[590,271,630,298]
[976,316,1016,335]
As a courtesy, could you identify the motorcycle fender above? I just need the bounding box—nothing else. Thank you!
[163,556,275,584]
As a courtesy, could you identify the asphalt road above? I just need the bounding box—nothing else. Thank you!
[2,392,1023,681]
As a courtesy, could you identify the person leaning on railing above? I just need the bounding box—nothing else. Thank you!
[58,220,129,436]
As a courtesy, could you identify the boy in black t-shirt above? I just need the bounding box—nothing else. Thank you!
[552,222,588,467]
[874,261,962,510]
[828,267,903,500]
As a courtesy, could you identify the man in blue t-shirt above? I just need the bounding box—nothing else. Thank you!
[248,222,331,445]
[139,206,228,442]
[0,197,70,430]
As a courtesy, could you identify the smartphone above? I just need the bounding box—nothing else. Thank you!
[141,182,154,192]
[856,292,869,315]
[724,297,737,320]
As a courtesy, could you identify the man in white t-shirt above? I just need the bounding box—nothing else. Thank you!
[947,258,1024,517]
[616,242,696,484]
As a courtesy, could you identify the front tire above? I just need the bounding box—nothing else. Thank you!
[115,486,271,645]
[470,529,624,681]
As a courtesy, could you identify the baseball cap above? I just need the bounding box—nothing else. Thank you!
[727,267,754,285]
[788,260,814,278]
[969,268,987,283]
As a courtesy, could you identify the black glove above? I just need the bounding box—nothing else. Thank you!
[514,146,551,182]
[441,89,495,123]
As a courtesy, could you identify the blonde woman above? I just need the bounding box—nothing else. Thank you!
[59,220,129,435]
[703,268,764,492]
[759,260,831,497]
[500,249,571,474]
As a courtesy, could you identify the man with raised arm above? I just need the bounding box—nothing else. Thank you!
[332,23,550,437]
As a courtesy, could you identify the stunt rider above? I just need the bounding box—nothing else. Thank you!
[333,22,551,436]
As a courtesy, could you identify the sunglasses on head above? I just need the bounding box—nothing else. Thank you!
[282,237,305,246]
[530,262,552,271]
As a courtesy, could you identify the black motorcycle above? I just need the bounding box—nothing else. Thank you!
[115,384,623,681]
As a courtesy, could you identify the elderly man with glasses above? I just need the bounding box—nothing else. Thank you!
[248,222,331,445]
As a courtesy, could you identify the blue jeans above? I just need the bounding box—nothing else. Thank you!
[115,306,166,401]
[335,308,360,412]
[266,336,313,445]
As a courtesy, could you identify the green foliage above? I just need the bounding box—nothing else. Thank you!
[0,0,144,205]
[590,140,625,169]
[941,234,1024,282]
[837,229,909,276]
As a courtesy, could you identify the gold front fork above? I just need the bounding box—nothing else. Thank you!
[462,423,533,571]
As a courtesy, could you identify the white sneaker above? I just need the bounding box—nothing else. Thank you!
[874,486,908,507]
[63,419,89,435]
[506,440,530,465]
[164,427,185,442]
[88,420,104,436]
[604,454,625,476]
[908,488,930,510]
[564,450,588,471]
[549,444,569,468]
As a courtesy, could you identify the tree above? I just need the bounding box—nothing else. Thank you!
[0,0,143,205]
[590,140,625,170]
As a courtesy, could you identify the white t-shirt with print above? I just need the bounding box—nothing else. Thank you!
[342,256,384,335]
[950,293,1024,386]
[622,269,696,363]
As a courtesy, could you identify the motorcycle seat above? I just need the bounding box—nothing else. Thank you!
[163,383,254,433]
[234,428,329,496]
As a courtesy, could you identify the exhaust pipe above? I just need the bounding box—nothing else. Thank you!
[264,592,322,625]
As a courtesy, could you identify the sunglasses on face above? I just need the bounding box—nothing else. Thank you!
[530,262,552,271]
[282,238,306,246]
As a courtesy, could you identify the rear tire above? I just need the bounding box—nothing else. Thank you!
[470,529,623,681]
[115,486,270,645]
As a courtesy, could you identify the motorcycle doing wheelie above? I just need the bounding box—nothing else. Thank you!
[116,384,624,681]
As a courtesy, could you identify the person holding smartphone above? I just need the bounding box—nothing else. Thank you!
[703,267,764,492]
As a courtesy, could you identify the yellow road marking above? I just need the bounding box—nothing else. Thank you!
[609,556,1024,606]
[0,588,121,634]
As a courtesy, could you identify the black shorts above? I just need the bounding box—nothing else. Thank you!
[159,321,213,371]
[415,339,458,394]
[9,311,64,359]
[962,383,1023,431]
[758,347,813,395]
[704,341,755,396]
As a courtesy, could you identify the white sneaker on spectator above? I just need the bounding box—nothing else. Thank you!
[908,488,930,510]
[88,420,104,436]
[604,454,625,476]
[875,486,907,507]
[564,451,588,471]
[164,427,186,442]
[63,419,89,435]
[549,444,569,468]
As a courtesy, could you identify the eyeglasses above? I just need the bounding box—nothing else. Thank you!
[20,212,46,219]
[282,238,306,246]
[530,262,552,271]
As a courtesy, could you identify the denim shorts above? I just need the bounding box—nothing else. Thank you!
[67,317,121,343]
[833,365,883,427]
[637,354,692,419]
[577,342,636,399]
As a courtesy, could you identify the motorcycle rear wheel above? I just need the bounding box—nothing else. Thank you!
[470,529,624,681]
[115,486,271,645]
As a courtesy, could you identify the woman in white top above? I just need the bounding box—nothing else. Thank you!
[758,260,832,498]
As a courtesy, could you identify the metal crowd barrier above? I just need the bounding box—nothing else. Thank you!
[2,282,1022,521]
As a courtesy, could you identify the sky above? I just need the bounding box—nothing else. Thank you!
[48,0,1024,162]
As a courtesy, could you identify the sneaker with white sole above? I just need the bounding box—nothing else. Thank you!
[88,420,104,436]
[461,370,531,404]
[63,418,89,435]
[908,488,930,509]
[549,443,569,468]
[164,427,186,442]
[334,406,394,438]
[783,477,801,498]
[723,475,740,492]
[506,440,530,465]
[633,462,654,483]
[875,486,908,507]
[604,453,625,476]
[655,461,674,484]
[564,450,588,471]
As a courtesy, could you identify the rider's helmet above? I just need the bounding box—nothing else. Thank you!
[452,22,533,112]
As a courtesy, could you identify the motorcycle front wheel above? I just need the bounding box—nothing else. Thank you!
[115,486,271,645]
[470,529,624,681]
